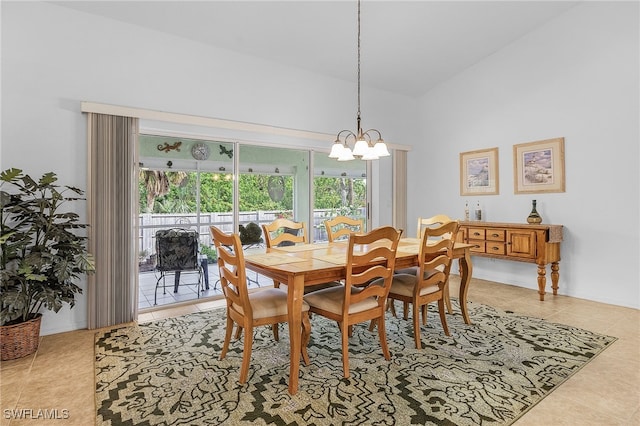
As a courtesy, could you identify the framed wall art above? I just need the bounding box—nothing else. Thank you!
[513,137,565,194]
[459,147,499,196]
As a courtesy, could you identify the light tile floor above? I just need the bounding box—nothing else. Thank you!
[1,276,639,425]
[138,264,268,311]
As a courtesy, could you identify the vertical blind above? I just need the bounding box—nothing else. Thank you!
[86,113,139,329]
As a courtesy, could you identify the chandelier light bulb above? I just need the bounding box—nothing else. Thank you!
[352,138,370,157]
[373,140,390,157]
[337,146,355,161]
[360,147,379,161]
[329,140,344,158]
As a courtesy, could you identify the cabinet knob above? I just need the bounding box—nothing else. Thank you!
[473,232,481,236]
[491,233,499,237]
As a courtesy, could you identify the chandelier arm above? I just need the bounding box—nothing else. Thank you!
[363,129,383,140]
[336,129,356,141]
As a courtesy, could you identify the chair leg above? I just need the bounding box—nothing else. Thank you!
[235,325,243,340]
[387,299,397,317]
[403,302,409,320]
[444,281,453,314]
[341,325,350,378]
[301,312,311,366]
[422,305,428,325]
[272,323,279,341]
[220,315,234,360]
[377,315,391,361]
[413,302,422,349]
[368,318,377,332]
[154,274,164,305]
[239,324,254,384]
[438,299,450,336]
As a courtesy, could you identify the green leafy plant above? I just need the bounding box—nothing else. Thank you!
[0,168,95,326]
[199,244,217,264]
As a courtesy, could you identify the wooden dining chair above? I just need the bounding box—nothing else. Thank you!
[304,226,401,378]
[262,218,307,248]
[393,214,456,317]
[210,225,312,384]
[387,220,460,349]
[262,218,341,313]
[324,216,364,242]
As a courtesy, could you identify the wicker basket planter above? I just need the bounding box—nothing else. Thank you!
[0,314,42,361]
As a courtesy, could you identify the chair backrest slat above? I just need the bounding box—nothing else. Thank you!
[210,226,251,314]
[417,221,460,289]
[325,216,364,242]
[262,218,307,248]
[345,226,401,307]
[417,214,453,238]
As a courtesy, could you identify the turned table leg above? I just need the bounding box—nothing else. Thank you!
[537,263,547,301]
[551,261,560,295]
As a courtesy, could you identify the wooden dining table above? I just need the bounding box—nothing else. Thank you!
[243,237,474,395]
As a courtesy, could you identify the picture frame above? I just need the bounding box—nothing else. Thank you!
[513,137,565,194]
[459,147,499,196]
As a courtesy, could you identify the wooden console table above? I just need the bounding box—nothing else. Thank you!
[457,221,563,300]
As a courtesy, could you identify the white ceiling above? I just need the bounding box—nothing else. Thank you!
[53,1,580,98]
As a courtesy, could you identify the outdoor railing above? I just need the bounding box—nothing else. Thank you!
[138,209,366,264]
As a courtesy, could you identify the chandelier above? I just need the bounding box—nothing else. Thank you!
[329,0,390,162]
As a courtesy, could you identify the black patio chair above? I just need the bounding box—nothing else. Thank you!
[154,228,204,305]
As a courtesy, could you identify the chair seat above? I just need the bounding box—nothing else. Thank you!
[279,281,342,294]
[232,288,310,319]
[304,286,379,315]
[389,273,440,298]
[394,266,418,275]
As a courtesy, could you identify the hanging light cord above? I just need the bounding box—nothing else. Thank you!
[356,0,362,135]
[329,0,389,161]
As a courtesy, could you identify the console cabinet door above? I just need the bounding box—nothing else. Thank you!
[506,230,537,259]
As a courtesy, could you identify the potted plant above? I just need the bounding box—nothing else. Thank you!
[0,168,95,360]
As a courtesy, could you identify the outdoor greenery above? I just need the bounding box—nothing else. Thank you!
[139,171,366,215]
[199,244,217,264]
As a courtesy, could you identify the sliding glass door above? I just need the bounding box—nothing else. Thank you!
[312,151,368,242]
[137,134,370,309]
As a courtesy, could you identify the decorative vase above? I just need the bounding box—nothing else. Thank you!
[0,314,42,361]
[527,200,542,224]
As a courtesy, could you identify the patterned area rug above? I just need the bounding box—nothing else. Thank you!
[95,300,615,425]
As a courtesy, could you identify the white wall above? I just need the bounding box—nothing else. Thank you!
[1,2,417,334]
[412,2,639,308]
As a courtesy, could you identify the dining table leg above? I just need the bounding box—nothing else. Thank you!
[287,274,305,395]
[458,249,473,325]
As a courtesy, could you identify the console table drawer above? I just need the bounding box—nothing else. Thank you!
[486,241,506,255]
[468,228,486,240]
[486,229,506,241]
[469,240,486,253]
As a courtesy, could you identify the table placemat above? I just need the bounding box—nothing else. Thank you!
[311,253,347,265]
[274,243,329,253]
[400,238,421,245]
[244,253,308,266]
[397,245,419,255]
